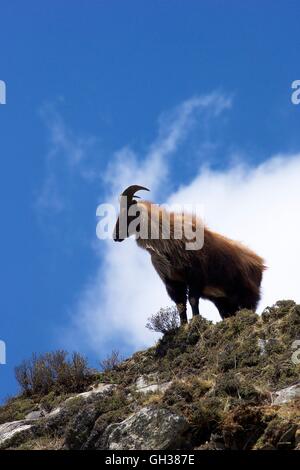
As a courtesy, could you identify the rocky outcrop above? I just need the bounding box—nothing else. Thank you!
[0,300,299,450]
[64,402,102,449]
[104,406,189,450]
[65,383,116,402]
[0,421,33,448]
[25,410,46,420]
[0,383,119,449]
[272,382,300,405]
[135,375,172,395]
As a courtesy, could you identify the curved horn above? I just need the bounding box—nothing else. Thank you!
[121,185,150,202]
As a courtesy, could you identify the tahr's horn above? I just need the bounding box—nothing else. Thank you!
[120,185,149,202]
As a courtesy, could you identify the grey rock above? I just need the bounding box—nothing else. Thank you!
[65,383,116,403]
[138,383,171,394]
[26,383,118,447]
[25,410,45,420]
[35,398,86,438]
[135,375,172,394]
[272,382,300,405]
[34,383,116,436]
[62,385,119,449]
[0,420,33,447]
[47,406,62,417]
[257,338,267,355]
[104,406,189,450]
[64,402,100,449]
[135,376,149,389]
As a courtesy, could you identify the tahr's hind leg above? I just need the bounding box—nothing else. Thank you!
[214,289,260,319]
[213,297,239,319]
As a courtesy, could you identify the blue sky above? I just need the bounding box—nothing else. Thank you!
[1,1,300,401]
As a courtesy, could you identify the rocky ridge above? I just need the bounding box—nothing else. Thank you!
[0,300,300,450]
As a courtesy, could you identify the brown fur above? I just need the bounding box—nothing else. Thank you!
[114,199,266,324]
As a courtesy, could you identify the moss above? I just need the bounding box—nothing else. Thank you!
[94,389,128,415]
[161,379,221,427]
[0,396,38,424]
[63,396,86,415]
[162,381,194,407]
[236,337,261,368]
[86,408,129,449]
[39,391,72,412]
[216,372,266,402]
[255,417,298,449]
[64,388,131,450]
[262,300,296,322]
[161,379,223,446]
[189,397,224,443]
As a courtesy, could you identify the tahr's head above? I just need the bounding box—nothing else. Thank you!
[113,185,149,242]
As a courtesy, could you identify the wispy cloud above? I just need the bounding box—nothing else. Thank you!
[36,104,98,213]
[104,93,232,201]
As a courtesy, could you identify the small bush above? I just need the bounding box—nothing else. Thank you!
[146,307,180,334]
[99,350,122,372]
[15,350,92,397]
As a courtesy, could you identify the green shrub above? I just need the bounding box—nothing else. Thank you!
[146,307,180,334]
[15,350,93,397]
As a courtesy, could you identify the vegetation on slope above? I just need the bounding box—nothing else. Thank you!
[0,300,300,450]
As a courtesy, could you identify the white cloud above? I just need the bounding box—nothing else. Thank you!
[168,155,300,318]
[65,94,300,356]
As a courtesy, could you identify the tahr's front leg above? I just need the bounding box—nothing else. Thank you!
[165,279,187,325]
[189,297,200,316]
[150,254,187,325]
[188,284,200,317]
[176,302,188,324]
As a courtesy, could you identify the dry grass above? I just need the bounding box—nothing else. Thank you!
[14,435,64,450]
